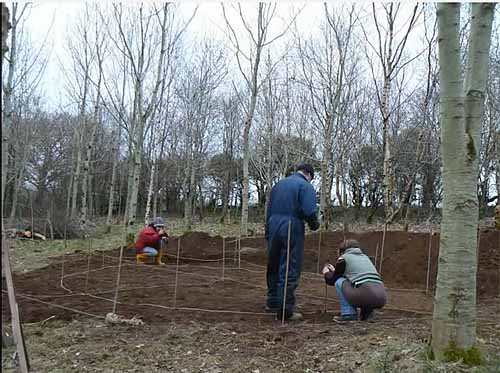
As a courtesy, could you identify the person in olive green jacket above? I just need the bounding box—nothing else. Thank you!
[322,239,386,322]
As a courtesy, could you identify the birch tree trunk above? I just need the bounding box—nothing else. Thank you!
[80,43,103,228]
[152,161,159,218]
[70,129,83,218]
[220,99,235,224]
[264,103,273,218]
[123,123,135,224]
[144,160,156,225]
[432,2,495,359]
[222,3,287,236]
[1,2,12,347]
[70,57,90,219]
[1,4,9,64]
[2,3,18,209]
[127,78,144,226]
[320,115,334,226]
[365,3,420,219]
[123,4,169,227]
[66,149,75,217]
[381,76,394,217]
[8,145,27,223]
[241,39,262,235]
[183,149,193,229]
[1,3,10,217]
[105,125,120,231]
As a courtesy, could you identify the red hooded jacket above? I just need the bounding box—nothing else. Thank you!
[134,225,162,253]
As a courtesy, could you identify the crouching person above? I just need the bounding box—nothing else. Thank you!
[134,217,168,265]
[322,239,386,322]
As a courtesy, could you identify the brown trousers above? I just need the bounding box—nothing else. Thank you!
[342,281,387,309]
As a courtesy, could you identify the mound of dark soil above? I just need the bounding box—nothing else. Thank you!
[2,229,498,323]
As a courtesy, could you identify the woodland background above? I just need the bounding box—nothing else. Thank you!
[2,3,499,238]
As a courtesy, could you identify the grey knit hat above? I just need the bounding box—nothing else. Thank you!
[150,217,165,228]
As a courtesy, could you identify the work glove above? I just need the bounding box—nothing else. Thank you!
[309,219,320,231]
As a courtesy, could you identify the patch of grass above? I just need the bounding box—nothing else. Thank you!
[420,339,500,373]
[442,342,482,366]
[7,224,127,273]
[6,218,266,273]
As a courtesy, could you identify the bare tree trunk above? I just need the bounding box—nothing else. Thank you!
[123,135,133,224]
[222,3,280,236]
[89,169,94,218]
[127,135,142,226]
[81,21,104,227]
[153,163,159,217]
[124,4,169,228]
[8,138,28,224]
[106,124,121,230]
[220,97,237,224]
[2,3,18,209]
[187,152,197,227]
[432,2,495,359]
[1,2,13,333]
[381,76,394,217]
[1,3,9,63]
[70,129,83,218]
[197,182,204,223]
[80,85,101,227]
[144,160,156,224]
[364,3,420,219]
[335,174,342,207]
[241,81,260,235]
[66,160,74,218]
[320,119,334,226]
[183,130,193,228]
[221,165,231,223]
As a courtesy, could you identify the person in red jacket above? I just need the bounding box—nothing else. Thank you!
[134,217,168,265]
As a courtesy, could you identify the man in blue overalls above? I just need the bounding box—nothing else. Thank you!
[265,163,320,321]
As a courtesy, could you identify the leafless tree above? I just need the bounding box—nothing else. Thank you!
[295,4,359,227]
[362,3,422,218]
[176,40,226,228]
[222,2,299,235]
[3,4,50,222]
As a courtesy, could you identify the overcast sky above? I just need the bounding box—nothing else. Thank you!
[3,1,438,113]
[4,1,498,202]
[12,2,313,108]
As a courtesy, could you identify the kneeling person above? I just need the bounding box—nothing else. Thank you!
[134,217,168,265]
[322,239,386,322]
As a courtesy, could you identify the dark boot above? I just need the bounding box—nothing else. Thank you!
[360,308,374,321]
[333,314,358,323]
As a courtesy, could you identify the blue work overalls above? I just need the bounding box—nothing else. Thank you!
[265,173,317,318]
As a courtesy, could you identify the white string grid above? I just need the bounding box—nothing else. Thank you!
[4,230,495,323]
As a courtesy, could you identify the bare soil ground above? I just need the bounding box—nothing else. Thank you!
[2,229,500,372]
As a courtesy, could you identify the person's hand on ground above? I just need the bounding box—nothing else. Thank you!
[322,263,335,274]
